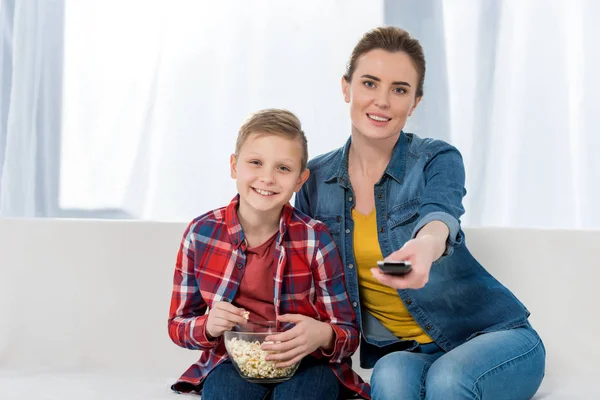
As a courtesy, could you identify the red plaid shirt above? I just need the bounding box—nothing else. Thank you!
[168,195,370,398]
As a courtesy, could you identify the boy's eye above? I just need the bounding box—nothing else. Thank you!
[279,166,291,172]
[249,160,261,165]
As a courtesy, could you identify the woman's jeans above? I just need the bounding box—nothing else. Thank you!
[202,356,342,400]
[370,325,545,400]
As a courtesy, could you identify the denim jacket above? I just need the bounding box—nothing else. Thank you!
[295,132,530,369]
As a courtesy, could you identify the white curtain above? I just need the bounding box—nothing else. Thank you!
[391,0,600,229]
[0,0,63,218]
[1,0,598,228]
[58,0,384,220]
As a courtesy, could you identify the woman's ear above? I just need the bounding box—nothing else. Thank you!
[342,76,351,103]
[408,96,422,116]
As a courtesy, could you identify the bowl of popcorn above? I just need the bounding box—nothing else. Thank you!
[224,320,300,383]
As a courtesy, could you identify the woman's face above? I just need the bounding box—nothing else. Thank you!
[342,49,421,141]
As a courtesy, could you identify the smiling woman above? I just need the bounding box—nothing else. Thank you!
[295,26,546,400]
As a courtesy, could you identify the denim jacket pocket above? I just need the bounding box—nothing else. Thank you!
[388,199,420,248]
[314,215,342,248]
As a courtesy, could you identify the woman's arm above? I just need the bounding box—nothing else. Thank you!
[372,143,465,290]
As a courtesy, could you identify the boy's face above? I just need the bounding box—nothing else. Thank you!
[230,133,310,218]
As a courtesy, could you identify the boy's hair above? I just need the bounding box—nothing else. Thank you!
[235,109,308,171]
[344,26,426,98]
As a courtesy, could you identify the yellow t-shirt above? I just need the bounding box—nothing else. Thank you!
[353,208,432,343]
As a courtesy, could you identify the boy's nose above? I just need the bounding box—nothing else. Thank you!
[259,170,275,183]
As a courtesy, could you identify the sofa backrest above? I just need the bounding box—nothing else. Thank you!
[0,218,598,380]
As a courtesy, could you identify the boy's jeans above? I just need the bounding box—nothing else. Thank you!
[202,356,342,400]
[370,325,545,400]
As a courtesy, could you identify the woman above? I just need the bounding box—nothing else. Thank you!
[295,26,545,400]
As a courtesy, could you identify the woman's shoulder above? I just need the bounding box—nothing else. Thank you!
[405,132,462,159]
[306,146,343,174]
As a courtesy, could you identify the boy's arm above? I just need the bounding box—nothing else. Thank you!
[168,223,220,350]
[311,225,359,363]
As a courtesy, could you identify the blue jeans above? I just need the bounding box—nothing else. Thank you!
[202,357,342,400]
[370,325,545,400]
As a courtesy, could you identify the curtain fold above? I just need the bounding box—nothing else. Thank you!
[0,0,63,217]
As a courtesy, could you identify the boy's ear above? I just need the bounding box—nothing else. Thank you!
[230,154,237,179]
[294,169,310,192]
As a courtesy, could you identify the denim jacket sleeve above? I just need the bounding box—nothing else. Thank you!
[411,142,466,258]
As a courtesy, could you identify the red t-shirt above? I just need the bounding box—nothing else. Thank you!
[234,232,277,322]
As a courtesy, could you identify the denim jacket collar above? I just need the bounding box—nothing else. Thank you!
[323,132,408,186]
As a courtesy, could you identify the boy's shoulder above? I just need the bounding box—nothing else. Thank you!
[183,205,228,236]
[287,205,329,236]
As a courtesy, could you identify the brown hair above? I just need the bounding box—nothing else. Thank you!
[235,108,308,171]
[344,26,426,98]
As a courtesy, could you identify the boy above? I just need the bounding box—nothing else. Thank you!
[168,109,370,399]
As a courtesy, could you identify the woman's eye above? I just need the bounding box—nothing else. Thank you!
[393,87,406,94]
[363,81,375,88]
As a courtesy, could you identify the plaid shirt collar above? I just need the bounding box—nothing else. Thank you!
[225,194,294,251]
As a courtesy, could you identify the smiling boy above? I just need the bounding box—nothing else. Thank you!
[168,109,370,399]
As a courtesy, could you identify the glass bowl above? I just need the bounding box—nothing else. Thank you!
[223,320,300,383]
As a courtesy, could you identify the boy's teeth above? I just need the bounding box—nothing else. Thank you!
[255,188,274,196]
[368,114,390,122]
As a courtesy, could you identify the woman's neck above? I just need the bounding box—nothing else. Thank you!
[348,130,398,179]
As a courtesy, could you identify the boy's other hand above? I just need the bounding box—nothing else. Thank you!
[261,314,334,368]
[205,301,248,339]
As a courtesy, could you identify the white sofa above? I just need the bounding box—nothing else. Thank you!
[0,218,598,399]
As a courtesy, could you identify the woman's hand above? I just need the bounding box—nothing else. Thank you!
[261,314,334,368]
[371,235,438,289]
[205,301,248,339]
[371,221,449,290]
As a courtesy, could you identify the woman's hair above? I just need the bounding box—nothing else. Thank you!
[235,108,308,171]
[344,26,426,98]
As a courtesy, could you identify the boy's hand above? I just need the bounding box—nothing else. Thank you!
[205,301,248,339]
[261,314,334,368]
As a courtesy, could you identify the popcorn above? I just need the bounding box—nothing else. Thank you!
[225,337,296,379]
[243,311,250,320]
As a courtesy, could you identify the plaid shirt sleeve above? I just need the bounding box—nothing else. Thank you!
[311,224,359,363]
[168,220,220,350]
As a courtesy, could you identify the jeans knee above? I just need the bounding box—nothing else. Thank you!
[425,360,473,399]
[371,352,426,400]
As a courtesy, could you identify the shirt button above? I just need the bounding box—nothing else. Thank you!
[345,228,351,234]
[234,239,238,244]
[379,226,385,233]
[236,263,243,269]
[348,197,353,202]
[337,216,342,222]
[348,264,354,269]
[425,324,432,330]
[405,299,412,305]
[352,302,358,308]
[377,193,383,199]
